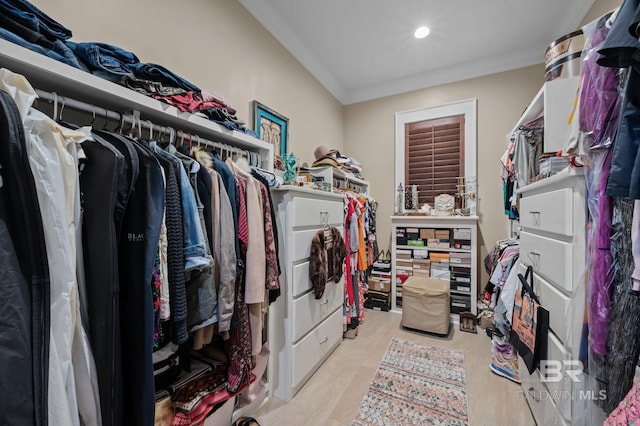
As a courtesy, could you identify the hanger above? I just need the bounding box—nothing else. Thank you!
[52,92,58,120]
[146,120,154,140]
[116,112,125,134]
[320,211,333,248]
[58,95,66,122]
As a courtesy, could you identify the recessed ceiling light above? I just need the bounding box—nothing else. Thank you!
[414,26,430,39]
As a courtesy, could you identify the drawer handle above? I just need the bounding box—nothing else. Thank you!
[320,211,329,225]
[527,251,541,267]
[319,299,329,305]
[320,337,329,344]
[529,211,541,226]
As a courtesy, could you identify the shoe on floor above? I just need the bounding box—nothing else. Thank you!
[490,338,521,384]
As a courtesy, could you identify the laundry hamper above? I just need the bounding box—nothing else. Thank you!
[401,277,450,335]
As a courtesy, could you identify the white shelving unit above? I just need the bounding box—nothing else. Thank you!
[390,215,479,315]
[301,166,369,195]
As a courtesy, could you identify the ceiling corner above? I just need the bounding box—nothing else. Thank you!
[552,0,597,39]
[238,0,349,104]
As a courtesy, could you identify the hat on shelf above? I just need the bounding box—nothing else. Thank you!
[313,145,335,161]
[313,145,341,168]
[312,156,339,168]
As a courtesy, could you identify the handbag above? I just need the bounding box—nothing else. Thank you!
[509,265,549,374]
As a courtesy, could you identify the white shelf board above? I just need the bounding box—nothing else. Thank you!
[510,85,544,134]
[0,39,273,162]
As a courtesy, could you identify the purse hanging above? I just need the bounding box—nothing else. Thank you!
[509,265,550,374]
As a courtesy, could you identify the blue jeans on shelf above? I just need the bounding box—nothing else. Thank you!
[0,0,72,41]
[0,27,86,69]
[67,41,140,82]
[134,63,200,93]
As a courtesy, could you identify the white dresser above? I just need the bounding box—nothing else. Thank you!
[270,187,345,402]
[516,167,586,425]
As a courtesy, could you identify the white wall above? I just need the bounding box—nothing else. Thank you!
[30,0,345,165]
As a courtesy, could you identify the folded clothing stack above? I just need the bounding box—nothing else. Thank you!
[0,0,257,136]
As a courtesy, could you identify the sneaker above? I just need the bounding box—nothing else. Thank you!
[490,338,521,384]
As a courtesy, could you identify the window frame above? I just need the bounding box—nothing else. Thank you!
[394,99,477,211]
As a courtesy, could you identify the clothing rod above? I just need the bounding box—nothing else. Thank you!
[34,89,251,157]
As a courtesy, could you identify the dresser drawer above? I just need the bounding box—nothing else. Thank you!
[291,227,344,263]
[292,229,318,262]
[291,197,343,228]
[520,188,573,237]
[520,231,573,293]
[519,366,567,426]
[292,278,343,342]
[545,332,571,421]
[291,308,342,389]
[292,262,311,298]
[518,264,570,345]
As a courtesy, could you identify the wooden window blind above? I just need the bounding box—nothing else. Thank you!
[405,115,465,207]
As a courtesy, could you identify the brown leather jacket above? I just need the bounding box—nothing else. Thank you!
[309,227,347,299]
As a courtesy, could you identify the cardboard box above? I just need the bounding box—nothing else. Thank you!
[430,268,450,281]
[437,240,451,249]
[368,288,390,300]
[420,228,436,239]
[450,294,472,314]
[413,249,429,259]
[450,252,472,265]
[453,228,472,240]
[412,259,431,270]
[396,260,413,268]
[435,230,450,239]
[371,279,391,292]
[407,240,425,247]
[406,227,420,239]
[450,283,471,293]
[453,239,472,250]
[427,238,439,248]
[413,269,430,277]
[397,249,412,260]
[430,253,450,262]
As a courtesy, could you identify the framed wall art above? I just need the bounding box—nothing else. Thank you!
[251,100,289,160]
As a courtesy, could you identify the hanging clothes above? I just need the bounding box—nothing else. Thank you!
[0,86,50,426]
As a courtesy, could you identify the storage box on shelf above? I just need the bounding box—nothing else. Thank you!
[301,166,369,195]
[390,216,478,315]
[270,187,345,402]
[366,259,392,311]
[516,167,586,425]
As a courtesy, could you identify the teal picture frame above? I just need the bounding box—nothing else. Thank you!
[252,100,289,159]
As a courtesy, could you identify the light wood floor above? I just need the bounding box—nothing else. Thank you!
[255,309,535,426]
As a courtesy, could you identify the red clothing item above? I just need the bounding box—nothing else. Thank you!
[153,91,224,113]
[344,199,356,306]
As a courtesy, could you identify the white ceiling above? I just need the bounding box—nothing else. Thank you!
[239,0,595,105]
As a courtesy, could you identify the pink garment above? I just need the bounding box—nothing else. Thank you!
[605,381,640,425]
[344,199,356,306]
[201,90,236,115]
[152,91,224,113]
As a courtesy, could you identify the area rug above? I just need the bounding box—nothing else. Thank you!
[352,337,469,425]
